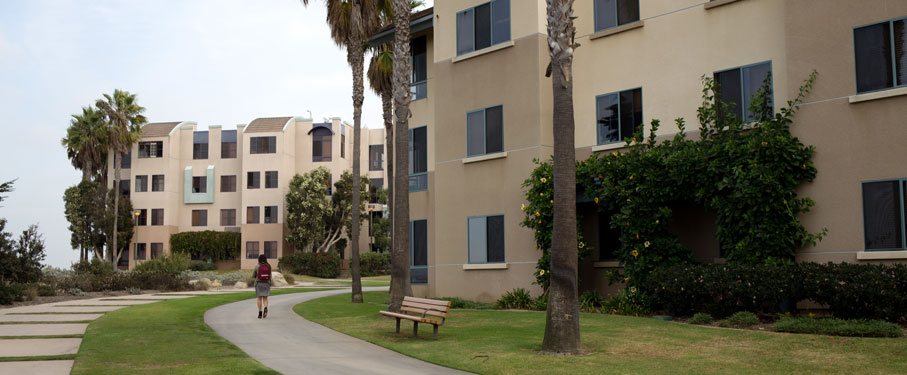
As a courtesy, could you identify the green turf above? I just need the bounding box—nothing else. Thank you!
[295,291,907,375]
[0,354,76,362]
[292,274,390,287]
[72,288,333,375]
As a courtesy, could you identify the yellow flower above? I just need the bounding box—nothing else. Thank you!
[636,233,639,239]
[540,192,544,196]
[629,175,634,180]
[578,242,585,249]
[539,269,546,275]
[632,249,639,257]
[808,312,815,318]
[540,177,547,183]
[550,200,554,204]
[612,152,618,157]
[761,141,768,145]
[632,137,637,143]
[535,211,541,217]
[655,220,660,225]
[538,220,542,224]
[594,197,599,204]
[644,241,650,248]
[623,277,629,282]
[521,204,527,211]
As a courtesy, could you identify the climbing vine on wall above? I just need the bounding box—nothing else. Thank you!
[522,71,825,287]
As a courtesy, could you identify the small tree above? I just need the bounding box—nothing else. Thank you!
[0,180,47,285]
[285,168,369,253]
[63,181,133,263]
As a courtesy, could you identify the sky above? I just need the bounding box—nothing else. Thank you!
[0,0,430,268]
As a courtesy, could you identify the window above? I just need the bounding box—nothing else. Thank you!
[151,243,163,259]
[192,176,206,193]
[135,175,148,193]
[862,180,907,250]
[411,35,428,100]
[151,209,164,225]
[264,241,278,259]
[136,209,147,226]
[192,210,207,227]
[596,88,643,145]
[265,171,278,189]
[152,175,164,192]
[312,127,332,162]
[854,18,907,93]
[341,129,346,159]
[369,145,384,171]
[594,0,640,32]
[220,209,236,226]
[119,180,130,198]
[264,206,278,224]
[714,62,773,122]
[466,105,503,157]
[193,131,208,159]
[246,241,260,259]
[410,220,428,284]
[250,136,276,154]
[468,215,505,264]
[598,211,620,260]
[120,150,131,168]
[456,0,510,56]
[221,130,237,158]
[138,141,163,158]
[409,127,428,192]
[369,178,384,204]
[135,243,146,260]
[221,175,236,192]
[247,171,260,189]
[247,206,260,224]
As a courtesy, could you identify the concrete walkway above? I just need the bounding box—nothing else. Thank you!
[206,287,470,375]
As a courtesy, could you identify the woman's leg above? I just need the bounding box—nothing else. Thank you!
[257,296,262,311]
[263,296,268,309]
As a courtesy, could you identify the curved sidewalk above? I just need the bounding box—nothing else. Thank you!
[205,287,469,375]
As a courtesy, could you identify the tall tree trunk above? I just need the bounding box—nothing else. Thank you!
[388,0,413,313]
[541,0,581,354]
[382,89,394,251]
[82,163,92,182]
[349,0,365,304]
[111,153,121,271]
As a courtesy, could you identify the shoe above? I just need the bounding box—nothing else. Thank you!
[258,311,262,319]
[263,307,268,319]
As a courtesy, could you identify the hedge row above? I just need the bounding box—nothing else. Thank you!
[278,252,341,279]
[643,262,907,322]
[170,231,240,261]
[359,252,390,276]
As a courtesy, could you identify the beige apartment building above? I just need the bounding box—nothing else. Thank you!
[372,0,907,302]
[108,117,388,270]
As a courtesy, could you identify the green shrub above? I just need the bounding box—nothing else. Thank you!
[497,288,535,310]
[126,287,142,295]
[533,293,549,311]
[438,297,495,310]
[773,317,903,338]
[278,252,341,279]
[283,273,295,285]
[169,231,240,261]
[56,271,188,292]
[0,282,26,305]
[603,287,651,316]
[719,312,759,328]
[579,290,607,312]
[37,283,56,297]
[72,258,113,276]
[189,262,218,271]
[133,253,190,274]
[359,252,391,276]
[688,313,714,325]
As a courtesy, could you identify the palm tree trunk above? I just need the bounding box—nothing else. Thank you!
[388,0,413,313]
[382,90,394,251]
[111,153,121,271]
[349,0,365,304]
[541,0,581,354]
[82,163,92,182]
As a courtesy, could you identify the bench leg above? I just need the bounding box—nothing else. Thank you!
[433,324,438,340]
[395,318,401,334]
[413,322,418,337]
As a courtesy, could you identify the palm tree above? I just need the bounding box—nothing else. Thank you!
[62,106,108,183]
[367,44,394,244]
[386,0,414,313]
[302,0,379,303]
[541,0,582,354]
[96,89,146,271]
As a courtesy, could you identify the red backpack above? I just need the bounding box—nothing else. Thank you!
[257,263,271,281]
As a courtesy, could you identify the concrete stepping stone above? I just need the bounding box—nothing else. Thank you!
[101,294,192,300]
[6,305,124,314]
[0,323,87,336]
[0,360,74,375]
[0,314,103,322]
[54,300,156,306]
[0,338,81,356]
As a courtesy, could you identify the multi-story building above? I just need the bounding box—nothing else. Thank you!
[107,116,387,270]
[372,0,907,302]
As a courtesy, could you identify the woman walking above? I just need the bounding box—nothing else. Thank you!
[254,254,272,319]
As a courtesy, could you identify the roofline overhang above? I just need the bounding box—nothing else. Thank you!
[368,11,433,47]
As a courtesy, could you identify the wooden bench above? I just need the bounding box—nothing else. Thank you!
[379,296,451,340]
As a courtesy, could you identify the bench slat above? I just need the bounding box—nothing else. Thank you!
[380,311,442,325]
[403,296,451,307]
[401,300,452,313]
[402,306,448,319]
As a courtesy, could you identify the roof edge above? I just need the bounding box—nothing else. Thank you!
[170,121,197,136]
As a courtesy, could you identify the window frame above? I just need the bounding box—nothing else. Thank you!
[265,171,278,189]
[247,206,260,224]
[191,209,207,227]
[221,130,237,159]
[411,35,428,100]
[137,141,163,158]
[193,131,209,160]
[220,175,237,193]
[150,243,164,259]
[312,128,333,162]
[220,209,236,226]
[467,214,506,264]
[595,87,644,145]
[136,209,148,226]
[249,136,276,154]
[264,206,278,224]
[151,209,164,226]
[713,60,773,122]
[408,126,428,192]
[247,171,260,189]
[246,241,260,259]
[410,219,428,285]
[135,243,147,260]
[862,178,907,251]
[120,150,131,168]
[192,176,207,194]
[593,0,641,32]
[135,175,148,193]
[466,105,504,157]
[264,241,278,259]
[151,175,164,192]
[369,145,384,171]
[456,0,511,56]
[853,17,907,94]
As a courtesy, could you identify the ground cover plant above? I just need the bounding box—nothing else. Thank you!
[72,288,333,374]
[296,291,907,375]
[773,317,903,338]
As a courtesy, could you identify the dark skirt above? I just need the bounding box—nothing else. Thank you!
[255,281,271,297]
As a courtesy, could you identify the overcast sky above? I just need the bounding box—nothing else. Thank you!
[0,0,430,268]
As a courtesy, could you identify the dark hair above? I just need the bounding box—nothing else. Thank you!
[258,254,267,264]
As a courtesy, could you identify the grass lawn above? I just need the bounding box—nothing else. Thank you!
[72,288,333,375]
[292,274,390,287]
[295,291,907,375]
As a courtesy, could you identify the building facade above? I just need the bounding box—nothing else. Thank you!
[372,0,907,303]
[108,117,387,270]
